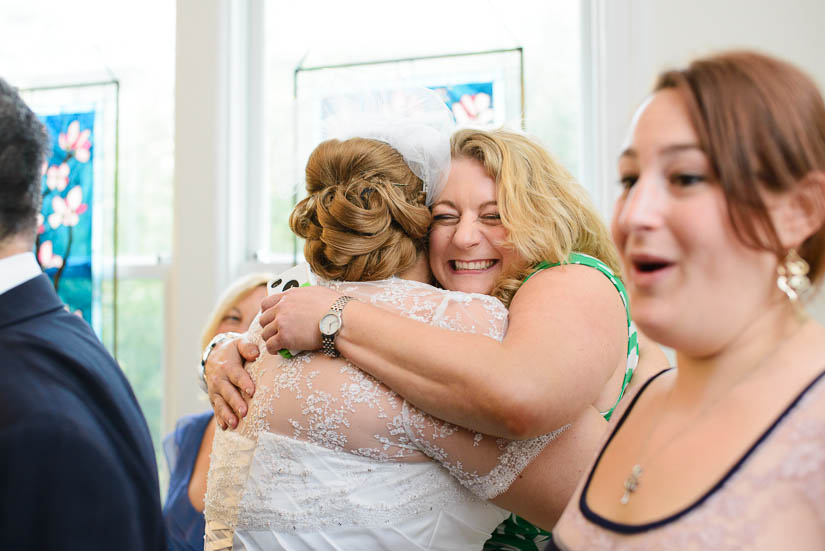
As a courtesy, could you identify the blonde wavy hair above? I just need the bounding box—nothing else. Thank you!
[450,128,622,306]
[291,138,432,281]
[199,272,272,352]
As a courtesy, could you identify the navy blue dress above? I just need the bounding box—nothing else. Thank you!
[163,411,214,551]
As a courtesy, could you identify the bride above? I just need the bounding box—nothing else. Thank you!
[203,91,602,550]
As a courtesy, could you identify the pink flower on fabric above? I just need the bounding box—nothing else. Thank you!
[46,163,70,191]
[37,213,46,235]
[48,186,88,229]
[37,241,64,269]
[58,121,91,163]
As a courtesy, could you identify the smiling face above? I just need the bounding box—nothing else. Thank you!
[612,89,780,356]
[428,157,519,295]
[213,285,267,337]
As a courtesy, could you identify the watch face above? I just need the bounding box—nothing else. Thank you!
[319,312,341,335]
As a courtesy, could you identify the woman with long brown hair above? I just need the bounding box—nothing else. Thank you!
[552,50,825,550]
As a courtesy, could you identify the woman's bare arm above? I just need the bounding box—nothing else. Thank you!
[259,265,628,439]
[491,405,607,529]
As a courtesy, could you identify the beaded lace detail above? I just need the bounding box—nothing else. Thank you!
[204,278,561,547]
[553,371,825,551]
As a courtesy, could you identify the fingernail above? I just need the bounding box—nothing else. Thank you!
[246,388,253,395]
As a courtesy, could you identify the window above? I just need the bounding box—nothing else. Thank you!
[259,0,583,260]
[1,1,175,486]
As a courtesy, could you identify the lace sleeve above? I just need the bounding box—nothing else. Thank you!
[428,289,509,342]
[236,305,426,462]
[400,290,567,499]
[235,279,567,500]
[401,402,567,500]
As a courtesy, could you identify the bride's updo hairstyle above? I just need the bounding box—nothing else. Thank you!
[290,137,432,281]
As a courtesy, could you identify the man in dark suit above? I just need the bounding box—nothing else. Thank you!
[0,78,166,548]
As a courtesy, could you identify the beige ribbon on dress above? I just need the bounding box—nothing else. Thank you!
[204,519,234,551]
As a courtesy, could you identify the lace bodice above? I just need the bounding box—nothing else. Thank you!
[204,278,563,550]
[552,369,825,551]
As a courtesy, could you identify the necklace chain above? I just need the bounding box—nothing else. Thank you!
[620,323,805,505]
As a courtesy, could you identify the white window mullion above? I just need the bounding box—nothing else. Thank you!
[168,0,235,432]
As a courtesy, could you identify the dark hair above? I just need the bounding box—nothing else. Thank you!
[654,51,825,282]
[290,137,431,281]
[0,78,49,245]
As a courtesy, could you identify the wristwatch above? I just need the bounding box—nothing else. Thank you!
[319,296,356,357]
[198,331,241,392]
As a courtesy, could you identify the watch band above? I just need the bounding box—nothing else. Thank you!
[321,295,356,358]
[198,331,241,393]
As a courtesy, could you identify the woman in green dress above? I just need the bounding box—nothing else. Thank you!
[205,128,665,548]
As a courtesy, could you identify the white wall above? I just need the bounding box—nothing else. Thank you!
[592,0,825,323]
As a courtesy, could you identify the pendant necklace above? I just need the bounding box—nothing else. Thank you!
[619,325,803,505]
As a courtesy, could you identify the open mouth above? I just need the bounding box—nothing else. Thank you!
[450,259,498,271]
[628,252,675,279]
[634,261,672,273]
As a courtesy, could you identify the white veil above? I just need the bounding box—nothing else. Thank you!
[321,87,455,205]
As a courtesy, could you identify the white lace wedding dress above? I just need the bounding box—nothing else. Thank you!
[204,278,564,551]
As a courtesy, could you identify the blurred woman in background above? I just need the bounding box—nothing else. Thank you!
[162,273,270,551]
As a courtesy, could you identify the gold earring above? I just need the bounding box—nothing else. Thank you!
[777,249,811,302]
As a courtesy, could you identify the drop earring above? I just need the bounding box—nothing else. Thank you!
[777,249,810,302]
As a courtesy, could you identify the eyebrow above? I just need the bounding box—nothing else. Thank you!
[431,200,498,209]
[619,143,703,159]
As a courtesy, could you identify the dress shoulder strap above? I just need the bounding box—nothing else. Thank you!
[522,252,638,421]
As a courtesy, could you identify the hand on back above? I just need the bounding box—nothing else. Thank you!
[206,285,343,429]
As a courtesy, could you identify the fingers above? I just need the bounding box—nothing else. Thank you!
[259,304,277,331]
[260,301,284,351]
[260,293,282,312]
[238,337,260,362]
[225,359,256,399]
[205,356,252,415]
[210,394,236,431]
[265,336,282,356]
[211,375,248,424]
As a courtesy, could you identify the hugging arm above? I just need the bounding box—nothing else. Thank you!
[204,337,260,430]
[228,283,607,531]
[254,265,628,439]
[401,401,609,529]
[395,398,602,530]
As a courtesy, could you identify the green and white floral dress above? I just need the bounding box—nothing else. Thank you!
[483,252,639,551]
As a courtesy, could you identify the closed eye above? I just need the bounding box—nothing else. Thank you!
[432,214,459,225]
[221,315,242,323]
[480,213,501,225]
